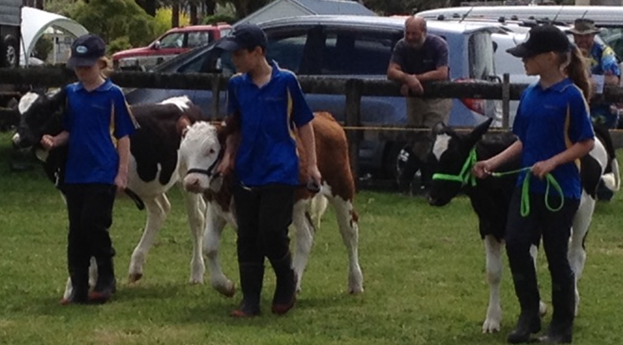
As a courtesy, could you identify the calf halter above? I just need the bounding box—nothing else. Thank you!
[186,148,224,178]
[432,148,564,217]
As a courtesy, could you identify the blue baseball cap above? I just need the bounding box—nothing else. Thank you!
[67,34,106,68]
[215,24,267,52]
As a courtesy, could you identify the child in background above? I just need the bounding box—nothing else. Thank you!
[472,25,594,344]
[41,34,137,305]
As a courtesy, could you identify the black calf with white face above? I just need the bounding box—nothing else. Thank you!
[13,90,66,149]
[427,118,513,207]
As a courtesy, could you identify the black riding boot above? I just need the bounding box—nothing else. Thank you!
[89,256,117,304]
[538,279,575,344]
[231,263,264,317]
[508,274,541,344]
[62,258,89,305]
[269,252,297,315]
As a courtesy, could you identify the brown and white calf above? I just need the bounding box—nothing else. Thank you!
[177,112,364,295]
[12,91,208,299]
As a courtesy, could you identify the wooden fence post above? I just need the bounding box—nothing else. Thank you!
[345,79,363,186]
[210,76,221,121]
[502,73,510,129]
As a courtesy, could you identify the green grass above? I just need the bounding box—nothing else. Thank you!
[1,134,623,345]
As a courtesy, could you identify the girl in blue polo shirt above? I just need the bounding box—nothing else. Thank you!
[472,26,594,344]
[40,34,137,305]
[215,24,322,317]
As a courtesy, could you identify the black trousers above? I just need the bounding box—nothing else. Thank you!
[63,184,117,285]
[233,183,295,264]
[505,188,579,323]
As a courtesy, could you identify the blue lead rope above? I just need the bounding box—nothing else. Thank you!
[432,148,564,217]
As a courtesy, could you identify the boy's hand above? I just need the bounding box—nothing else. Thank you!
[40,135,55,150]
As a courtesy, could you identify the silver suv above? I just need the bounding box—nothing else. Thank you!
[125,15,501,178]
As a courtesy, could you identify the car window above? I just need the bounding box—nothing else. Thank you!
[176,52,208,73]
[600,28,623,60]
[321,31,399,75]
[188,31,214,48]
[469,31,495,80]
[266,34,307,73]
[160,32,185,48]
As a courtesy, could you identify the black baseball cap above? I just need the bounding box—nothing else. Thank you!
[506,25,572,58]
[67,34,106,68]
[215,24,267,52]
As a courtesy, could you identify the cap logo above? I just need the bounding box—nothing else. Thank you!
[76,45,88,54]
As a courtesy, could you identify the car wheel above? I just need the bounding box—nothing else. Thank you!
[1,35,19,68]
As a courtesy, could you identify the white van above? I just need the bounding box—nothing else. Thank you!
[418,6,623,58]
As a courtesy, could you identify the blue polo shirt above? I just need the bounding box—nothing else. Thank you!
[63,79,138,184]
[513,78,594,199]
[227,60,314,187]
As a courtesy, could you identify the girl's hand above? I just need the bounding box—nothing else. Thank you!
[114,174,128,192]
[472,160,493,179]
[531,160,557,180]
[40,135,55,151]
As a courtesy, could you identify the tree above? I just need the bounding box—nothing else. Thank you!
[135,0,157,16]
[68,0,156,48]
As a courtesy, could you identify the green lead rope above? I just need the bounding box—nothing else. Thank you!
[432,148,564,217]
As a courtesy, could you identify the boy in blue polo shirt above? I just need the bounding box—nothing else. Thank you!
[473,25,594,344]
[215,24,322,317]
[41,34,137,305]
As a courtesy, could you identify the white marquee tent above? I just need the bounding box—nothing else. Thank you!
[21,7,88,65]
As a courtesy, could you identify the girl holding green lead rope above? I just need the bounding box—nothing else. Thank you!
[472,25,594,344]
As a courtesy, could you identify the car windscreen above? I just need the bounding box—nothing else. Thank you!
[469,31,496,80]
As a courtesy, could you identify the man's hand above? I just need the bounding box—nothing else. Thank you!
[405,74,424,95]
[216,153,234,177]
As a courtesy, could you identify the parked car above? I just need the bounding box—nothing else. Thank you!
[125,15,501,179]
[113,23,231,70]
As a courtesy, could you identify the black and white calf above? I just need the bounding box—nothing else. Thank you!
[12,91,207,299]
[177,112,364,296]
[427,118,619,333]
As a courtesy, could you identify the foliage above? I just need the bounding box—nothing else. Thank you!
[41,0,84,17]
[201,13,237,25]
[33,35,53,61]
[107,36,133,55]
[154,7,191,37]
[65,0,156,50]
[2,133,623,344]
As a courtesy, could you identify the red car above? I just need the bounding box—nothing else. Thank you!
[113,23,231,70]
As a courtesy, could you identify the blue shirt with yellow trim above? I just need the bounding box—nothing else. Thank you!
[512,78,594,199]
[227,60,314,187]
[63,79,137,184]
[587,41,621,126]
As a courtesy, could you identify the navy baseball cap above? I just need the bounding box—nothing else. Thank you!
[507,25,572,58]
[67,34,106,68]
[215,24,267,52]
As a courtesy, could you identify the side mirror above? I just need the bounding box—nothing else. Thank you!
[152,41,161,50]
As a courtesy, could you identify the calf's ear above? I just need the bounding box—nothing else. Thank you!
[48,88,67,114]
[466,117,493,147]
[432,121,446,135]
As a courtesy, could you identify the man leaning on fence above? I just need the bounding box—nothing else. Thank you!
[387,15,452,196]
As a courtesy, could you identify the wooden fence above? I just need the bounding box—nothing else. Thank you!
[3,67,623,179]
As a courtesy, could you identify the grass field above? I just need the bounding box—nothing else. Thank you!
[1,135,623,345]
